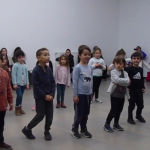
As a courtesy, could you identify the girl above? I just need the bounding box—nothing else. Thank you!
[0,48,13,76]
[12,50,29,116]
[55,55,70,108]
[88,46,106,103]
[32,60,53,111]
[12,47,22,63]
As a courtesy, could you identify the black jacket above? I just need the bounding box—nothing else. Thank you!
[56,54,74,68]
[32,64,55,100]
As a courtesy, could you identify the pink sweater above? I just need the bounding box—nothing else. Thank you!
[55,65,70,86]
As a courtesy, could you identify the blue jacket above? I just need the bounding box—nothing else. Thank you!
[12,63,29,85]
[32,64,55,100]
[141,51,146,59]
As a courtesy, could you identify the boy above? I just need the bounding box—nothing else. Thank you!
[71,45,93,139]
[127,52,146,124]
[104,56,130,133]
[0,62,13,150]
[22,48,55,141]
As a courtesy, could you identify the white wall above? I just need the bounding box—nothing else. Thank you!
[0,0,119,70]
[119,0,150,76]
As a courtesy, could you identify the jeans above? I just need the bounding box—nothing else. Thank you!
[27,99,53,132]
[16,85,25,106]
[0,111,6,146]
[57,84,66,102]
[72,94,91,131]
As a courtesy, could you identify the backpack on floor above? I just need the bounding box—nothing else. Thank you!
[146,72,150,81]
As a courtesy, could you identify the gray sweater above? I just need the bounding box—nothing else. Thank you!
[72,64,93,97]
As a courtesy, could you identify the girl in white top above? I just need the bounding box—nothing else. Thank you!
[88,46,106,103]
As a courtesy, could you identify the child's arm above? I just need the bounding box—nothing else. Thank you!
[102,60,106,70]
[49,69,55,98]
[11,64,17,85]
[67,68,71,87]
[26,66,29,89]
[32,70,47,100]
[55,66,59,85]
[72,66,80,98]
[111,70,130,86]
[108,63,114,71]
[143,60,150,70]
[88,59,95,68]
[125,58,131,63]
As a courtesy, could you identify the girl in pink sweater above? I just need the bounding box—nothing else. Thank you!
[55,55,70,108]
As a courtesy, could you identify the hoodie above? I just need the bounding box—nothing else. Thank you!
[32,63,55,100]
[0,68,13,111]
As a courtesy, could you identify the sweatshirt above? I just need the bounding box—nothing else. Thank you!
[55,65,70,86]
[126,66,145,90]
[32,64,55,100]
[0,68,13,111]
[73,64,93,97]
[88,57,106,77]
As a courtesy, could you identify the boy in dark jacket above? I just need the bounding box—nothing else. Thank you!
[22,48,55,141]
[0,65,13,150]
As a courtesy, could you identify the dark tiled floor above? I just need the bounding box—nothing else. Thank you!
[4,80,150,150]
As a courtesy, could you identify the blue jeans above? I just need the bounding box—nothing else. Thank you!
[16,85,25,106]
[57,84,66,102]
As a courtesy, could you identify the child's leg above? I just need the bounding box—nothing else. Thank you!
[94,77,102,99]
[92,77,96,99]
[114,98,125,124]
[61,85,66,108]
[106,97,118,125]
[136,89,144,117]
[0,111,6,146]
[20,86,26,106]
[27,99,46,130]
[80,95,91,131]
[72,95,86,130]
[16,85,22,107]
[57,84,61,103]
[45,101,53,133]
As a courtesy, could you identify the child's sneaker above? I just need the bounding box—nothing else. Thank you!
[70,128,81,139]
[95,99,102,103]
[127,118,136,125]
[136,116,146,123]
[32,105,36,111]
[0,142,12,150]
[113,123,124,131]
[81,129,92,138]
[103,123,113,133]
[22,126,35,139]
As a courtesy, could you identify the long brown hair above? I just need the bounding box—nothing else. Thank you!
[59,55,69,69]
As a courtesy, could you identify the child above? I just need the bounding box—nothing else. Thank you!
[12,50,29,116]
[0,61,13,150]
[88,46,106,103]
[71,45,92,139]
[55,55,70,108]
[104,56,130,133]
[127,52,146,124]
[32,60,53,111]
[22,48,55,141]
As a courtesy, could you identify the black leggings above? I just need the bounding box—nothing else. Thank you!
[0,111,6,145]
[93,77,102,99]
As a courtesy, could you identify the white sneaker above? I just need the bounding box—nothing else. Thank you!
[95,99,102,103]
[91,100,94,104]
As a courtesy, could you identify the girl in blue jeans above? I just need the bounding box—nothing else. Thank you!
[55,55,70,108]
[12,50,29,116]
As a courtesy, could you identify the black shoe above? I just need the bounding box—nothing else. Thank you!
[22,126,35,139]
[136,116,146,123]
[127,118,136,125]
[44,132,52,141]
[113,123,124,131]
[0,142,12,150]
[70,128,81,139]
[81,129,92,138]
[103,123,113,133]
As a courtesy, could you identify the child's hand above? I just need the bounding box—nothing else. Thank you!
[45,95,50,101]
[73,97,79,103]
[128,77,131,84]
[99,64,103,67]
[67,86,70,88]
[13,85,18,90]
[9,104,13,111]
[113,82,117,85]
[108,67,112,71]
[95,64,99,67]
[8,68,11,72]
[49,95,53,101]
[142,89,145,93]
[55,84,57,87]
[26,85,29,90]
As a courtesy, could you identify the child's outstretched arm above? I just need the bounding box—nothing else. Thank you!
[111,70,130,86]
[143,60,150,70]
[108,63,114,71]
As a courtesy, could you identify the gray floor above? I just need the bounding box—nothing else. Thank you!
[4,79,150,150]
